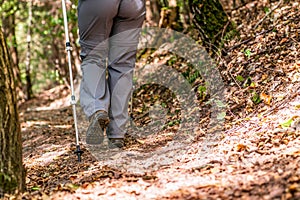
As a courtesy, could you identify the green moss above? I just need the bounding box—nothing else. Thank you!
[0,172,18,193]
[191,0,236,51]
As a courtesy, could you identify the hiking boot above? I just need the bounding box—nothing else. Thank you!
[108,138,125,149]
[86,110,109,145]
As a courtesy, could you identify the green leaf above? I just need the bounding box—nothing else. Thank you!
[264,7,270,14]
[31,186,40,191]
[168,121,174,126]
[243,77,252,87]
[244,49,251,58]
[0,173,12,182]
[67,184,80,189]
[252,92,261,104]
[236,75,244,82]
[280,118,294,128]
[217,112,226,120]
[215,100,227,108]
[198,85,206,93]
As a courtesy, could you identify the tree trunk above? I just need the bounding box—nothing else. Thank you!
[1,6,26,101]
[189,0,235,54]
[146,0,161,26]
[158,0,182,30]
[25,0,33,100]
[0,29,25,196]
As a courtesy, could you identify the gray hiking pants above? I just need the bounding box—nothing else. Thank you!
[78,0,145,138]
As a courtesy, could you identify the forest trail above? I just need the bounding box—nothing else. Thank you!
[14,0,300,199]
[19,83,300,200]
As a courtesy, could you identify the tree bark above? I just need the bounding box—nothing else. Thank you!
[25,0,33,100]
[0,29,25,196]
[146,0,161,26]
[189,0,235,54]
[158,0,182,30]
[1,6,26,101]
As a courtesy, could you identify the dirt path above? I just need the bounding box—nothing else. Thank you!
[18,82,300,200]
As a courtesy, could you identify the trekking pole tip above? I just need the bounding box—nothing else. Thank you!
[74,145,84,162]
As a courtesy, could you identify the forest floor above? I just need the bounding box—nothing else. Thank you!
[4,0,300,199]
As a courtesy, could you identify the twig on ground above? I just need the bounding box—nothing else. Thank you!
[229,71,242,90]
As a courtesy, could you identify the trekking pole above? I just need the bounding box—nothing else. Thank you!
[61,0,83,162]
[130,84,134,127]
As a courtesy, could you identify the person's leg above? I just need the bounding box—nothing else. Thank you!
[78,0,120,118]
[107,0,146,143]
[77,0,120,144]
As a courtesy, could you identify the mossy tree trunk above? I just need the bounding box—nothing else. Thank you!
[25,0,33,100]
[1,4,26,101]
[189,0,235,54]
[0,29,25,196]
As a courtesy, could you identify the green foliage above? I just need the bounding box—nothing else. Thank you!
[181,67,201,84]
[198,85,206,93]
[167,119,181,127]
[251,92,261,104]
[215,99,227,108]
[0,172,18,193]
[264,7,270,14]
[167,56,177,66]
[217,112,226,120]
[280,118,294,128]
[236,75,244,82]
[221,22,239,45]
[9,1,79,93]
[244,49,252,58]
[188,70,200,83]
[198,85,207,99]
[31,186,41,191]
[190,0,236,50]
[0,0,18,18]
[243,77,252,87]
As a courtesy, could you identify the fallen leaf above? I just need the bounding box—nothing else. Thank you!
[26,177,31,184]
[236,144,248,152]
[261,74,268,80]
[280,118,294,128]
[136,139,145,144]
[279,38,288,44]
[260,93,272,105]
[81,182,91,189]
[289,183,299,192]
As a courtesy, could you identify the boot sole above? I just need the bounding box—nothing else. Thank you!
[86,118,109,145]
[108,138,125,149]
